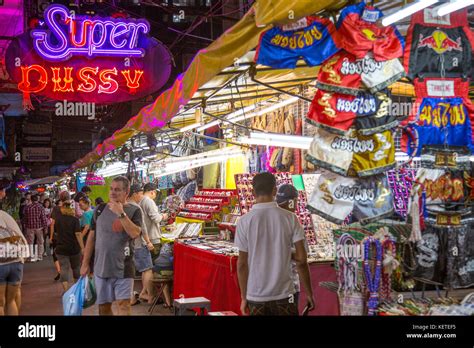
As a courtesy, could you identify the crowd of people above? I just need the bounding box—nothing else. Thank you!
[0,179,172,316]
[0,172,315,316]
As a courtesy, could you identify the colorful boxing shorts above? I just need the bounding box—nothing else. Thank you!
[316,50,405,95]
[446,224,474,289]
[414,222,474,288]
[336,2,404,61]
[255,16,340,69]
[305,127,395,177]
[405,97,474,156]
[413,225,448,285]
[307,171,394,225]
[307,89,397,135]
[404,7,474,79]
[411,167,467,211]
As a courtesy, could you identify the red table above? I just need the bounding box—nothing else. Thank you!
[173,241,242,314]
[173,241,339,315]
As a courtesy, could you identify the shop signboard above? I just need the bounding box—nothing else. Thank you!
[22,147,52,162]
[6,4,172,104]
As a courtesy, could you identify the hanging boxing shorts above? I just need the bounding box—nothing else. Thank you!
[405,97,474,156]
[307,171,394,224]
[305,127,395,177]
[404,7,474,79]
[446,224,474,289]
[316,50,405,95]
[412,167,467,210]
[307,89,397,135]
[336,2,404,61]
[415,216,474,286]
[354,91,399,135]
[413,226,447,285]
[416,78,474,141]
[255,16,341,69]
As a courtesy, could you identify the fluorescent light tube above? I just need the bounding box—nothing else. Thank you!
[436,0,474,16]
[228,97,299,123]
[237,133,312,150]
[151,150,245,176]
[381,0,439,26]
[197,119,220,132]
[180,122,203,132]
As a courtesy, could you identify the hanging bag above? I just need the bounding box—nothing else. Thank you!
[63,277,86,316]
[83,276,97,309]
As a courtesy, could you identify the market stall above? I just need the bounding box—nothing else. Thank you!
[173,241,339,315]
[57,0,474,317]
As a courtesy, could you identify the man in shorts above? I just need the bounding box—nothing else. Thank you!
[80,176,142,315]
[127,184,155,305]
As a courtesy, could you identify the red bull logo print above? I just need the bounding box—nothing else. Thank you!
[418,30,462,54]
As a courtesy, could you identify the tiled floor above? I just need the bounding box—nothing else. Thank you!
[19,256,174,316]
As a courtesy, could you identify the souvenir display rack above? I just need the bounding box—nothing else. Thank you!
[177,189,237,222]
[234,172,324,259]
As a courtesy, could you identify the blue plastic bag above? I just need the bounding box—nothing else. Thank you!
[62,277,86,316]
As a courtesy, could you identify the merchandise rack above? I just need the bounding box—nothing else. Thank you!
[177,189,238,232]
[234,172,319,254]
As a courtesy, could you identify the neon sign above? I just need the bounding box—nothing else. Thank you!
[32,5,150,61]
[6,4,171,105]
[18,65,144,95]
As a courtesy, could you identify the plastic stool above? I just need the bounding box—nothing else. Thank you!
[173,297,211,316]
[149,276,173,315]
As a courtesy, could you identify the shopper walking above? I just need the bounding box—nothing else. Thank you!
[73,186,92,218]
[139,183,168,259]
[127,184,155,305]
[22,194,48,262]
[50,197,65,281]
[80,176,142,316]
[54,199,83,292]
[78,197,93,244]
[19,193,31,234]
[43,199,53,257]
[0,182,29,315]
[235,172,315,316]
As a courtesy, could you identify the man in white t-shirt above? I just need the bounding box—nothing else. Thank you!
[235,172,315,315]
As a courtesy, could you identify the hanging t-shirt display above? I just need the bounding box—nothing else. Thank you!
[255,16,341,69]
[404,7,474,79]
[336,2,405,61]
